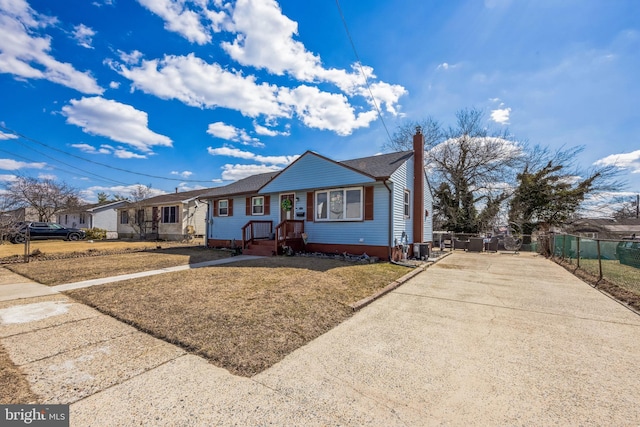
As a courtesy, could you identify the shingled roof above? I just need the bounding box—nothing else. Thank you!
[200,171,280,199]
[339,150,414,179]
[199,150,416,199]
[135,187,215,206]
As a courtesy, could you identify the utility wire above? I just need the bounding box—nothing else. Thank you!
[0,145,131,187]
[0,125,216,184]
[334,0,393,144]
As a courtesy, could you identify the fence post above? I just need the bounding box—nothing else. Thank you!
[596,239,603,281]
[562,234,566,259]
[576,236,580,268]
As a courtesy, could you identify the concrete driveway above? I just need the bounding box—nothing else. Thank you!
[2,252,640,426]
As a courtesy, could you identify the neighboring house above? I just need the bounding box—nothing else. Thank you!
[564,218,640,240]
[116,188,212,240]
[200,130,433,260]
[57,201,129,239]
[2,207,40,222]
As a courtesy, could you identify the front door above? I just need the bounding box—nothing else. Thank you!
[280,193,295,221]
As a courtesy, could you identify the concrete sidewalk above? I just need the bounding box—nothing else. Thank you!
[2,252,640,426]
[0,254,265,300]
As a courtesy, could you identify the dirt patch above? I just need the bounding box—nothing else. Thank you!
[0,344,39,404]
[65,257,409,377]
[555,258,640,313]
[4,247,232,286]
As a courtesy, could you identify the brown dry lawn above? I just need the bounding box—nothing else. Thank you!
[3,246,231,285]
[0,345,39,404]
[65,257,411,377]
[0,239,193,259]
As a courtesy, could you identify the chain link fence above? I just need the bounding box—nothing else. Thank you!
[549,233,640,305]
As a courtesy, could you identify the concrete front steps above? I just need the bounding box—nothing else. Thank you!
[242,239,276,256]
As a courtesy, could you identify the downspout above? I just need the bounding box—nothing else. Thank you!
[203,200,210,248]
[383,179,393,261]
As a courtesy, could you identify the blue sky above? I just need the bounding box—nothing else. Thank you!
[0,0,638,209]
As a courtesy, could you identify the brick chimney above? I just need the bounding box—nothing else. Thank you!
[413,127,424,243]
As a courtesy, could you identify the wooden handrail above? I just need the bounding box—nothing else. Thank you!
[241,220,272,249]
[274,220,304,253]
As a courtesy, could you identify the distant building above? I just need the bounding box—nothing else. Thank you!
[564,218,640,240]
[57,201,129,239]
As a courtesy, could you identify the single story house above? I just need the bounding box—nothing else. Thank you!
[200,129,433,260]
[116,188,211,240]
[563,218,640,240]
[57,200,129,239]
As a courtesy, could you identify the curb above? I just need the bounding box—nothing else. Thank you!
[349,252,451,311]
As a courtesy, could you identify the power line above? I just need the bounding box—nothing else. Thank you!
[334,0,393,144]
[0,125,216,184]
[0,146,131,187]
[7,140,131,186]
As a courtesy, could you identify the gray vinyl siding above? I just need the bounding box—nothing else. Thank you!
[260,153,375,193]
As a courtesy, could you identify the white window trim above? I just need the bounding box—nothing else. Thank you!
[315,186,363,222]
[162,206,178,223]
[404,189,411,218]
[252,196,265,216]
[218,199,229,217]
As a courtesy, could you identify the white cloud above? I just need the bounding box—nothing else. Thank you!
[109,81,120,89]
[280,85,378,136]
[85,184,166,200]
[135,0,229,44]
[220,163,281,181]
[206,122,263,147]
[0,131,18,140]
[206,122,238,140]
[207,145,298,165]
[436,62,461,71]
[0,174,18,182]
[113,148,147,159]
[594,150,640,173]
[491,107,511,125]
[222,0,322,81]
[360,81,407,115]
[253,121,289,137]
[0,158,46,170]
[113,1,407,136]
[118,49,143,65]
[72,24,95,49]
[171,170,193,178]
[223,0,406,109]
[62,97,172,153]
[117,53,287,119]
[0,1,103,94]
[37,173,57,180]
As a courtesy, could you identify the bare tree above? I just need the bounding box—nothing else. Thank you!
[0,193,21,242]
[387,108,525,233]
[124,184,153,239]
[612,195,640,219]
[4,176,82,222]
